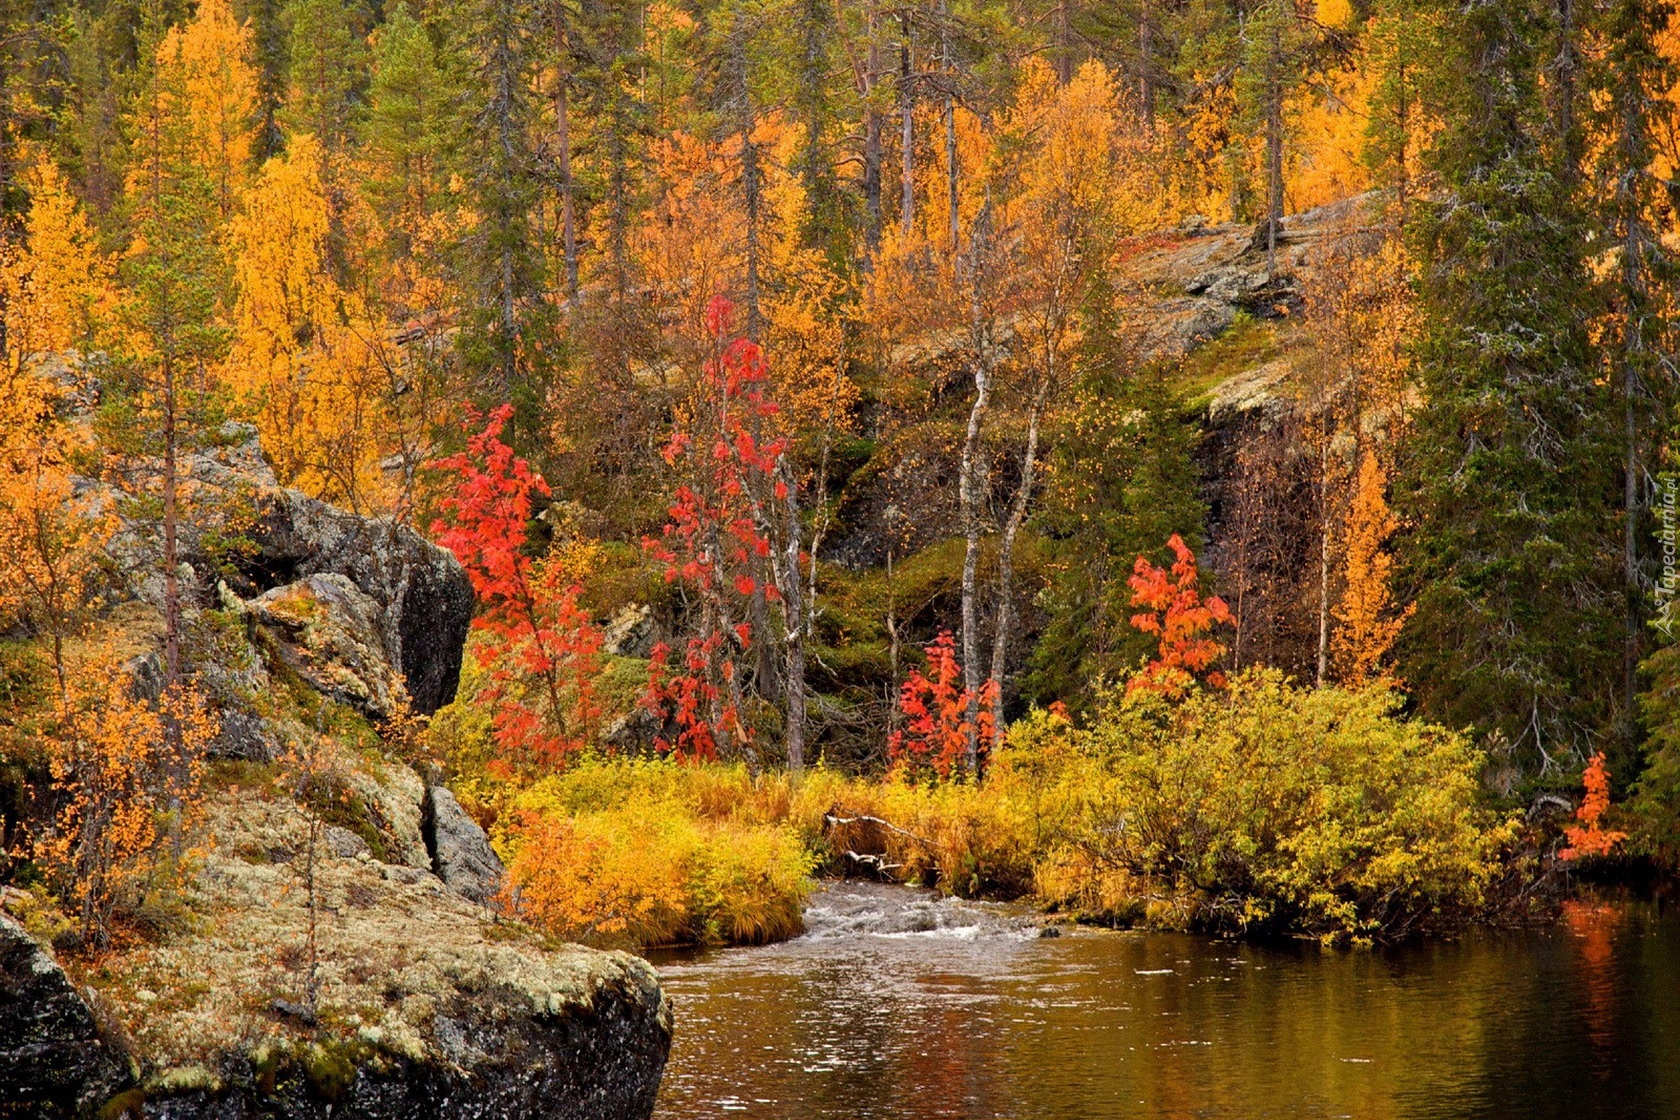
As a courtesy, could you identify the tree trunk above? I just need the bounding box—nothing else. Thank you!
[735,18,763,337]
[162,352,181,689]
[958,366,989,775]
[1316,442,1331,687]
[940,0,958,251]
[1139,0,1155,128]
[1553,0,1580,184]
[1053,0,1072,84]
[899,12,914,233]
[554,0,579,303]
[1621,91,1648,722]
[1265,52,1283,279]
[958,215,993,775]
[988,368,1050,734]
[779,459,807,773]
[863,0,883,251]
[886,547,901,735]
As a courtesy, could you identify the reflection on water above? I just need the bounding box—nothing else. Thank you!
[649,881,1680,1120]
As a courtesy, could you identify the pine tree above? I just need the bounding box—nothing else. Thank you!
[118,0,231,687]
[1397,0,1616,768]
[360,0,452,271]
[281,0,366,159]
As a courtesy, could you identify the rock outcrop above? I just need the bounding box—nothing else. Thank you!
[5,380,671,1117]
[423,785,507,907]
[0,908,133,1116]
[0,783,670,1120]
[78,418,472,718]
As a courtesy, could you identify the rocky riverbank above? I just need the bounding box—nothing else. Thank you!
[0,388,672,1118]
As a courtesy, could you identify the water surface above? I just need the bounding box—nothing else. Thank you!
[651,882,1680,1119]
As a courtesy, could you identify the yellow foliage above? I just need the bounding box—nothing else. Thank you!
[498,758,818,946]
[0,365,109,664]
[227,136,395,508]
[1,160,115,366]
[1286,64,1373,213]
[155,0,259,217]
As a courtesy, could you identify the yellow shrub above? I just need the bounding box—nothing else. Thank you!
[496,758,817,947]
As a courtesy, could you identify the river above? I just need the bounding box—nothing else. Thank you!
[649,881,1680,1120]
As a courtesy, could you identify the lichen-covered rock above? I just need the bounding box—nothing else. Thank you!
[237,484,472,716]
[254,573,406,719]
[602,604,655,658]
[71,785,671,1120]
[341,758,433,871]
[78,420,471,717]
[423,786,505,906]
[0,910,133,1115]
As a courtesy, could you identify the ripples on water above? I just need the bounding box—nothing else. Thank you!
[649,882,1680,1120]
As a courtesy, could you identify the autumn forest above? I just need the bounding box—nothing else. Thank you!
[3,0,1680,1109]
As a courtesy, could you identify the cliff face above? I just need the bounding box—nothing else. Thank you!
[2,385,672,1119]
[64,409,474,721]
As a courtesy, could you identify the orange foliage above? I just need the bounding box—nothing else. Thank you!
[1560,753,1627,861]
[501,809,689,943]
[0,366,110,695]
[1127,534,1234,697]
[39,666,217,947]
[1333,450,1414,687]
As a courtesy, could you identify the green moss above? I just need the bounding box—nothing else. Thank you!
[300,1041,359,1100]
[206,759,281,792]
[596,654,652,719]
[99,1088,148,1119]
[1176,312,1286,403]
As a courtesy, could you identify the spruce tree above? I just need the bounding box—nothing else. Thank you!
[1397,0,1617,769]
[446,0,549,411]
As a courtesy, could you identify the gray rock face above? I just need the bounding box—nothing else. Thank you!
[423,786,506,906]
[253,573,408,719]
[238,485,472,715]
[84,421,472,717]
[0,911,132,1115]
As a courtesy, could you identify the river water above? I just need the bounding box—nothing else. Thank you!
[649,881,1680,1120]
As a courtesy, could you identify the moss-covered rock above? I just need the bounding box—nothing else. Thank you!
[2,773,671,1120]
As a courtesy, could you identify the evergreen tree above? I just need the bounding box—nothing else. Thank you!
[282,0,366,157]
[446,0,549,410]
[118,0,231,685]
[1592,0,1679,729]
[246,0,287,159]
[1025,275,1206,709]
[360,0,451,270]
[1397,0,1616,769]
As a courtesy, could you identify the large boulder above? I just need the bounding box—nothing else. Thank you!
[423,786,506,907]
[79,421,472,716]
[235,478,473,715]
[0,908,133,1115]
[253,573,408,720]
[0,782,672,1120]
